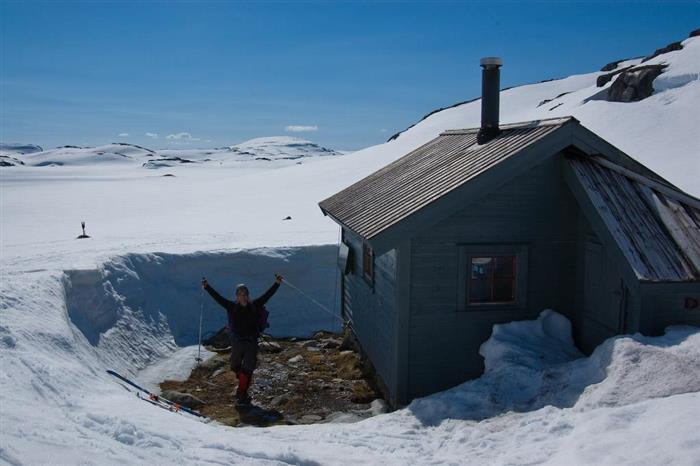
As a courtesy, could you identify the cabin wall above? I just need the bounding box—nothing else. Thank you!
[571,224,640,353]
[406,158,586,399]
[342,229,399,403]
[640,283,700,334]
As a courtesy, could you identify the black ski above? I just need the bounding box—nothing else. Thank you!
[106,369,207,419]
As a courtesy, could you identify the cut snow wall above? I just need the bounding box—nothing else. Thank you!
[63,246,340,373]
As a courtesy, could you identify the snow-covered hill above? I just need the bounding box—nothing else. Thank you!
[0,142,43,156]
[15,143,157,167]
[5,137,344,169]
[0,142,43,166]
[229,136,343,160]
[379,34,699,196]
[1,33,699,466]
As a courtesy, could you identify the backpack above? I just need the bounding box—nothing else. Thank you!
[257,304,270,334]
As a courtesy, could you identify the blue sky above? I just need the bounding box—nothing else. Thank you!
[1,1,698,151]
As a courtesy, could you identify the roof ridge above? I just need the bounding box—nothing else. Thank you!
[441,116,577,135]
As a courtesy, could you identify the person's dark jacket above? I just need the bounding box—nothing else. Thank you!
[204,282,280,339]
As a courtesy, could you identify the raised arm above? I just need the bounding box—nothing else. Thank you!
[202,279,235,309]
[254,275,283,306]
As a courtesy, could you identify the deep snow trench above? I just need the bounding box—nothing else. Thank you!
[62,246,341,378]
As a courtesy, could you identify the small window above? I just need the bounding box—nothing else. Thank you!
[362,243,374,284]
[458,244,527,311]
[469,256,517,304]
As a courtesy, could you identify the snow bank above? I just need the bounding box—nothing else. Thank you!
[406,310,700,427]
[61,246,341,377]
[480,309,583,372]
[137,345,215,393]
[2,281,699,465]
[649,36,700,92]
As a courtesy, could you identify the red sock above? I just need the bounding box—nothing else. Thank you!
[237,372,251,398]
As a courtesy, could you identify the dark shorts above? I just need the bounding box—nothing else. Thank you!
[230,337,258,375]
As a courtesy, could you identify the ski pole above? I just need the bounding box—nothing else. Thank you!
[196,282,204,364]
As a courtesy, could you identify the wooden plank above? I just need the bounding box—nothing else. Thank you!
[637,185,700,275]
[591,156,700,211]
[568,158,685,280]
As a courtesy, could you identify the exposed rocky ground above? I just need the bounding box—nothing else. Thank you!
[159,330,388,427]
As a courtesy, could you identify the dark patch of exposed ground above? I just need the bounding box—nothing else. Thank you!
[159,330,386,427]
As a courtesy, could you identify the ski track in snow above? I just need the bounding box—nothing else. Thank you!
[1,36,700,465]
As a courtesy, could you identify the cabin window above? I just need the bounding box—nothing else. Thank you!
[362,243,374,284]
[458,244,528,311]
[469,256,517,304]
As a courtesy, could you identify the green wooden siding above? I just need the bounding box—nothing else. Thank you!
[406,157,621,399]
[342,230,399,403]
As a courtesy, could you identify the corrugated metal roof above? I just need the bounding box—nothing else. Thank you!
[569,156,700,282]
[319,117,574,240]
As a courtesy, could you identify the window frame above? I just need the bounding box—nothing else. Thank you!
[457,244,528,311]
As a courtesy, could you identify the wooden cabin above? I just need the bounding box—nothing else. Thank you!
[318,60,700,407]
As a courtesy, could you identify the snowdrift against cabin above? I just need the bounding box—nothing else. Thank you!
[406,310,700,425]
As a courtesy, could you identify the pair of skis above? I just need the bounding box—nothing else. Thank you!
[106,370,207,420]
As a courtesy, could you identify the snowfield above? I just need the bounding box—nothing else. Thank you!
[1,36,699,465]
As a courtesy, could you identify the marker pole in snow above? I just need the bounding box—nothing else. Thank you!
[196,284,204,364]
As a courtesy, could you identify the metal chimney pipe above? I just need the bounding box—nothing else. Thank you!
[477,57,503,144]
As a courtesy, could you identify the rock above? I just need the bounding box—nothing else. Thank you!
[320,339,340,349]
[300,340,318,348]
[690,28,700,38]
[259,340,282,353]
[369,399,389,415]
[332,351,362,379]
[600,58,627,72]
[350,382,376,404]
[211,368,226,379]
[199,354,227,372]
[160,390,206,409]
[288,355,303,364]
[324,412,364,424]
[607,65,667,102]
[339,329,358,351]
[203,326,231,350]
[642,41,683,63]
[0,155,25,167]
[596,66,633,87]
[299,414,323,424]
[271,394,291,406]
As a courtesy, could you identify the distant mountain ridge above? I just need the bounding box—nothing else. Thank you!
[0,137,344,168]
